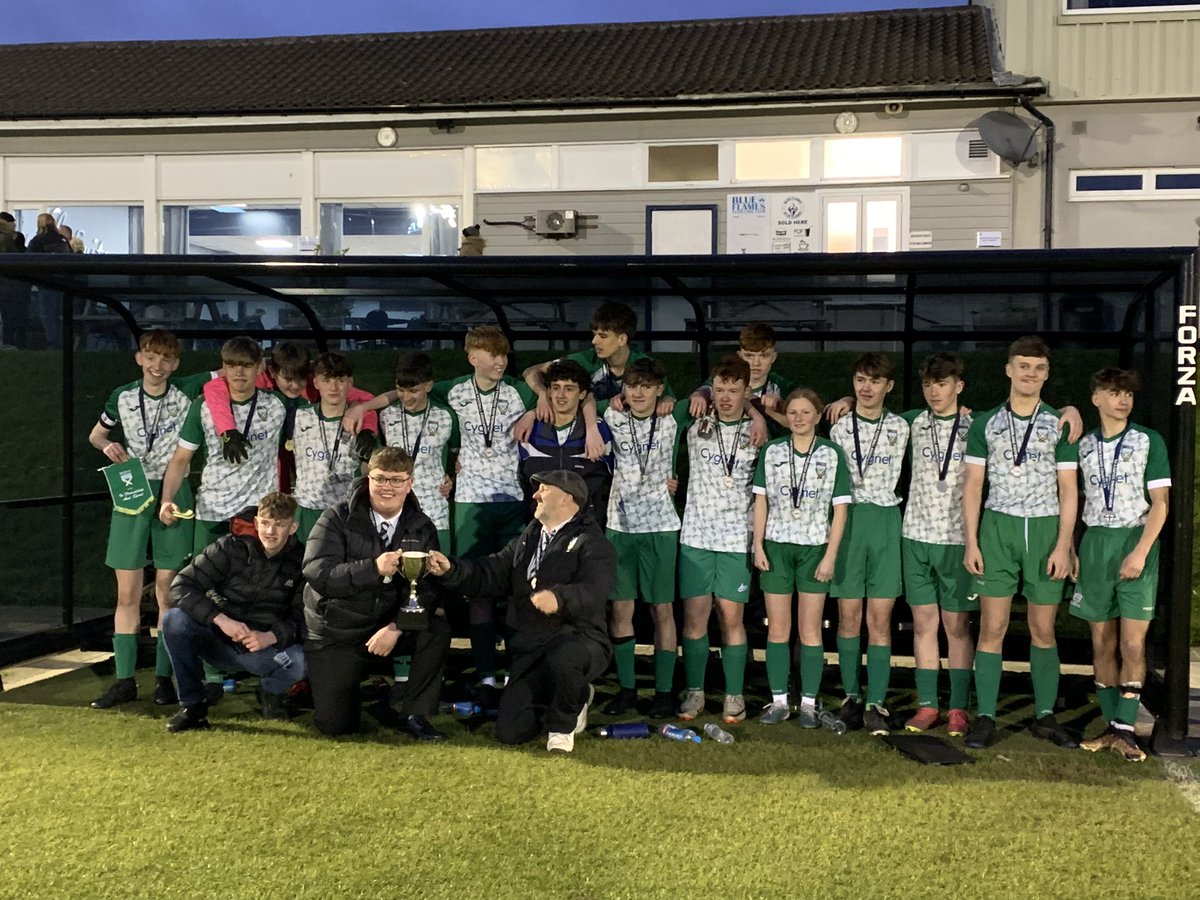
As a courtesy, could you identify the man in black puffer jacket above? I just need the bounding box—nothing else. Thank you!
[162,491,306,733]
[302,447,451,740]
[429,470,615,753]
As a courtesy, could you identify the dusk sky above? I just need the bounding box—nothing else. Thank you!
[6,1,960,43]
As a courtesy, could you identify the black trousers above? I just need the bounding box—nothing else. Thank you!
[496,633,608,745]
[307,616,451,737]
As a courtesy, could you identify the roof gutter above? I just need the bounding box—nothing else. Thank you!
[0,81,1047,133]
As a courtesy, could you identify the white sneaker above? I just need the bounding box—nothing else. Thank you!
[677,688,705,720]
[574,684,595,735]
[547,732,575,753]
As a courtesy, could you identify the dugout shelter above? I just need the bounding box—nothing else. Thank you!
[0,247,1194,752]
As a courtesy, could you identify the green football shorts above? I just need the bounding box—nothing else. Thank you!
[975,510,1066,605]
[760,540,830,595]
[1069,526,1158,622]
[105,480,194,571]
[678,544,751,603]
[454,500,527,559]
[902,538,978,612]
[830,503,902,599]
[607,529,678,604]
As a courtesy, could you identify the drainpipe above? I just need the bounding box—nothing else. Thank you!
[1019,96,1055,250]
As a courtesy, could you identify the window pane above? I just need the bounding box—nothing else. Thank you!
[864,200,898,252]
[476,147,553,191]
[320,203,460,257]
[1155,173,1200,190]
[15,206,143,253]
[734,140,811,181]
[1075,174,1144,192]
[163,205,301,254]
[1066,1,1199,10]
[825,200,859,253]
[648,144,719,183]
[824,136,903,180]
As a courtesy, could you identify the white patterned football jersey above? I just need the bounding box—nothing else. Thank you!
[100,373,209,480]
[828,410,908,507]
[178,389,287,521]
[379,400,458,531]
[680,415,760,552]
[603,405,685,534]
[1077,424,1170,528]
[752,436,852,545]
[433,375,534,504]
[965,403,1078,518]
[290,403,362,512]
[901,408,973,545]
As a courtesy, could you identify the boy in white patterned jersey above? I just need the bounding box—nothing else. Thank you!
[677,355,761,724]
[897,353,976,736]
[1075,368,1170,763]
[752,388,851,727]
[430,326,536,698]
[962,336,1079,750]
[88,329,212,710]
[689,323,794,434]
[289,352,368,542]
[600,358,686,719]
[827,352,909,735]
[378,352,458,554]
[159,336,289,555]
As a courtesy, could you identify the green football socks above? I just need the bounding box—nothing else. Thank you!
[721,643,748,696]
[837,634,861,698]
[154,632,172,678]
[974,651,1003,718]
[765,641,790,695]
[865,645,892,707]
[392,655,412,681]
[112,632,138,681]
[612,636,636,690]
[948,667,972,711]
[1029,644,1060,719]
[654,649,676,695]
[799,643,824,699]
[914,667,938,709]
[1115,694,1140,728]
[1096,684,1119,722]
[682,636,709,691]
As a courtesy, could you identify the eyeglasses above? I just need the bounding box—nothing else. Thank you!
[370,474,412,487]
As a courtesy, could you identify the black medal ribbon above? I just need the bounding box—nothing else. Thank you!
[1096,426,1130,518]
[930,411,962,485]
[789,436,815,510]
[236,391,260,442]
[627,410,658,477]
[318,411,345,473]
[401,406,432,461]
[851,412,885,482]
[473,379,501,451]
[138,386,168,454]
[1005,402,1037,469]
[713,415,746,485]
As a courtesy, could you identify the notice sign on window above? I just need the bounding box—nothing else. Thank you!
[727,193,816,255]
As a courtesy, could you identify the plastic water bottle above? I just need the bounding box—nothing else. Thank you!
[703,723,735,745]
[597,723,651,739]
[273,651,293,670]
[452,701,482,717]
[222,677,237,694]
[819,709,847,734]
[658,723,701,744]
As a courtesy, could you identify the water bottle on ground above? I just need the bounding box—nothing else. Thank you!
[273,651,293,670]
[819,709,847,734]
[452,701,482,717]
[658,723,701,744]
[597,723,651,739]
[703,723,736,745]
[222,677,237,693]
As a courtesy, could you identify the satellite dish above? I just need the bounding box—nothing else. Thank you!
[978,111,1040,165]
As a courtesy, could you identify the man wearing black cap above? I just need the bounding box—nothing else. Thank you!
[428,469,615,753]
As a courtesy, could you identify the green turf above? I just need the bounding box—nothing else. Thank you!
[2,664,1199,899]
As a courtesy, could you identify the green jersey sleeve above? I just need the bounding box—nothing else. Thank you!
[565,349,598,374]
[101,385,123,426]
[831,442,853,499]
[900,408,922,425]
[1055,425,1079,464]
[672,403,695,431]
[429,379,452,405]
[752,451,766,489]
[178,398,205,447]
[510,376,537,410]
[1146,429,1171,486]
[965,415,988,462]
[172,371,215,399]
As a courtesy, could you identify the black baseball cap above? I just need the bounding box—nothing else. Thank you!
[531,469,588,506]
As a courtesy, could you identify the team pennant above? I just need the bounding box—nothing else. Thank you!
[100,457,156,516]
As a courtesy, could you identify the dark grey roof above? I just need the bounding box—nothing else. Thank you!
[0,6,1038,120]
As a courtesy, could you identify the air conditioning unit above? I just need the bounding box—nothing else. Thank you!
[535,209,578,236]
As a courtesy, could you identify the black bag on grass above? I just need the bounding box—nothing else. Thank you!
[881,733,975,765]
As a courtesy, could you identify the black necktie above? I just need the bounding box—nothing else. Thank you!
[379,520,390,546]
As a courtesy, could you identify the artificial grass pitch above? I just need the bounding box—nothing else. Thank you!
[2,668,1199,900]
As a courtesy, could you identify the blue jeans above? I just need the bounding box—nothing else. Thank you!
[161,607,306,707]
